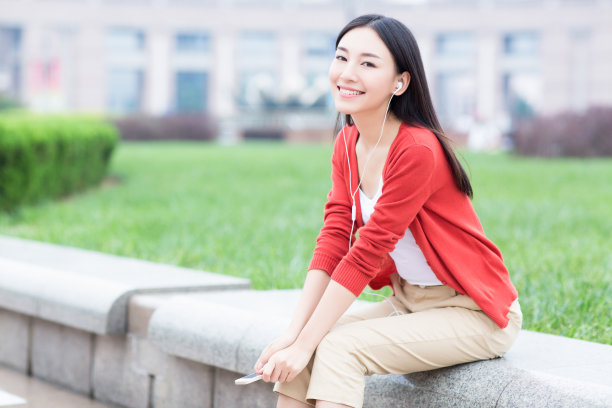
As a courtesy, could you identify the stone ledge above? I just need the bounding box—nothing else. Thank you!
[0,235,251,334]
[147,289,369,375]
[147,289,612,408]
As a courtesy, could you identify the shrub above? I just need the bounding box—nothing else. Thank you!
[111,113,218,141]
[0,114,119,211]
[0,93,22,111]
[513,106,612,157]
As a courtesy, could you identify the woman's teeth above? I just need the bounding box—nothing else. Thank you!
[339,88,364,96]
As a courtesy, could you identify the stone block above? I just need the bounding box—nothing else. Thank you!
[497,371,612,408]
[214,368,276,408]
[148,290,369,374]
[92,334,150,408]
[148,295,289,373]
[0,235,251,335]
[153,355,214,408]
[363,359,516,408]
[31,318,92,395]
[0,308,30,373]
[504,330,612,387]
[130,334,167,377]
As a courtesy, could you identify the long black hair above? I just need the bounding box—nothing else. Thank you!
[334,14,473,198]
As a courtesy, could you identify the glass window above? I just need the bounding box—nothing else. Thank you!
[107,68,143,113]
[436,32,474,57]
[304,32,335,58]
[502,71,541,119]
[238,32,277,62]
[503,32,538,57]
[0,27,22,98]
[238,70,276,108]
[175,71,208,112]
[303,71,331,109]
[0,27,21,54]
[435,71,475,130]
[176,32,211,53]
[107,27,145,54]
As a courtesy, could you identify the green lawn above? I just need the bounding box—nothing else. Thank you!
[1,141,610,344]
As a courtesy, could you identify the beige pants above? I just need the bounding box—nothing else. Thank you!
[274,274,522,408]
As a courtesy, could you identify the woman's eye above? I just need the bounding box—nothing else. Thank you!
[335,55,347,61]
[362,61,376,68]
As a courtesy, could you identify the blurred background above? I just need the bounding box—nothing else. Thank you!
[1,0,611,344]
[1,0,611,149]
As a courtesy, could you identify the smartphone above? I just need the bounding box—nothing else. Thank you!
[235,373,263,385]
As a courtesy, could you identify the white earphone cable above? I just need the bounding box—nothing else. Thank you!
[342,85,400,251]
[363,291,404,316]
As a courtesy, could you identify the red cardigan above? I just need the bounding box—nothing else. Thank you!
[309,122,518,329]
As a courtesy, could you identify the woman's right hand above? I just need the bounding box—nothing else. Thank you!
[254,331,298,374]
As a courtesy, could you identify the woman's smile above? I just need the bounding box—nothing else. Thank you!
[337,85,365,97]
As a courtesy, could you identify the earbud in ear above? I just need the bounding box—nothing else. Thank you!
[397,81,403,90]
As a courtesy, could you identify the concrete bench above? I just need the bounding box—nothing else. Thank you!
[146,289,612,408]
[1,235,611,408]
[0,235,250,401]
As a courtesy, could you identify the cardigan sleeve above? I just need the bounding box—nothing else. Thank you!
[330,144,436,296]
[308,133,355,275]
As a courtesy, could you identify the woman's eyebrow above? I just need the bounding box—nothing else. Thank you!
[336,46,382,59]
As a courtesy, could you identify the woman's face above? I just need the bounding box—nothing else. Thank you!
[329,26,402,118]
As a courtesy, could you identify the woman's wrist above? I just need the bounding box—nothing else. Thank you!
[283,325,301,342]
[293,332,319,354]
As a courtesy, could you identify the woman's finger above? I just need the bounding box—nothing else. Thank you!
[261,361,275,383]
[279,370,290,383]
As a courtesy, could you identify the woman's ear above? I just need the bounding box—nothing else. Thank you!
[395,72,411,96]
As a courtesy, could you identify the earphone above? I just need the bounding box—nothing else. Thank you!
[396,81,403,90]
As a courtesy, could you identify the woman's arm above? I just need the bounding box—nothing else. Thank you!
[261,280,356,383]
[293,279,356,352]
[254,269,330,373]
[285,269,332,338]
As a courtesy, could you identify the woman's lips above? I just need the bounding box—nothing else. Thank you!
[338,86,365,98]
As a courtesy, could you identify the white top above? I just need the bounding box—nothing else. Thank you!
[359,177,443,286]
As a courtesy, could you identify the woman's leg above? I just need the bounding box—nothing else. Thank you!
[277,394,312,408]
[316,401,352,408]
[304,283,522,408]
[273,296,408,406]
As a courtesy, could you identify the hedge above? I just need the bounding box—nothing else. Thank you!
[0,114,119,211]
[111,113,218,141]
[513,106,612,157]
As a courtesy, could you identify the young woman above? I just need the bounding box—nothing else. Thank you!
[254,14,522,408]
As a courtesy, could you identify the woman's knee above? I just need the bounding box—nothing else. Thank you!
[318,329,355,356]
[277,394,313,408]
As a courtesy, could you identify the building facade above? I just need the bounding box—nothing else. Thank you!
[1,0,611,140]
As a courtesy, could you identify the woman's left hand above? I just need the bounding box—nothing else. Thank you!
[260,342,314,384]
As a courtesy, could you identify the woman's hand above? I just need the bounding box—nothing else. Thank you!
[260,342,314,384]
[254,331,298,374]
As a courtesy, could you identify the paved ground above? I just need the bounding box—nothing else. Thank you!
[0,367,112,408]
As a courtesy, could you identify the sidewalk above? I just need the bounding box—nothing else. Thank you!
[0,367,112,408]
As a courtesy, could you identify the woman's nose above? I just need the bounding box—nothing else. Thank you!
[339,62,358,83]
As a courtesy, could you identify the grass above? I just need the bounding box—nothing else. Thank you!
[1,141,610,345]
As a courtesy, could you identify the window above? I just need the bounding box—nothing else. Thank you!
[238,32,277,63]
[176,32,211,54]
[502,71,541,120]
[107,27,145,54]
[435,71,475,131]
[175,71,208,112]
[0,26,22,98]
[436,32,474,57]
[237,32,278,108]
[303,32,335,58]
[238,70,276,108]
[107,68,143,113]
[503,32,538,57]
